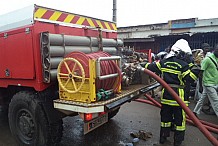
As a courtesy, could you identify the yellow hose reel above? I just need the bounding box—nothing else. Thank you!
[57,51,121,103]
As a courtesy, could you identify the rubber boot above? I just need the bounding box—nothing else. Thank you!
[159,136,167,144]
[159,127,170,144]
[174,141,182,146]
[174,131,185,146]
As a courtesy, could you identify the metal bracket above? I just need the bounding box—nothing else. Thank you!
[4,33,8,38]
[5,69,10,77]
[96,56,121,80]
[98,28,103,51]
[25,28,30,34]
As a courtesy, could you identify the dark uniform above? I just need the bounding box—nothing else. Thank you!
[145,56,198,145]
[185,61,195,100]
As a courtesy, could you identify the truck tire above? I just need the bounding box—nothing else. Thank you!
[108,107,120,120]
[8,91,63,146]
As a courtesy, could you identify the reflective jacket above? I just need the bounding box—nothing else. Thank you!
[145,56,197,106]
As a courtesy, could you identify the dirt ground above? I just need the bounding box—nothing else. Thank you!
[0,97,217,146]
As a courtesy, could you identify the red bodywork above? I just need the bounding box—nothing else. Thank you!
[0,21,117,91]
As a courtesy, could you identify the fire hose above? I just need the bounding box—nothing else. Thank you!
[135,96,218,134]
[136,68,218,146]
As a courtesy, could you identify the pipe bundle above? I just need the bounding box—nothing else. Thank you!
[40,32,123,83]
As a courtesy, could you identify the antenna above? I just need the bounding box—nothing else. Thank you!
[112,0,117,22]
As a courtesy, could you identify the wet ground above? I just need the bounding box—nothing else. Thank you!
[0,98,217,146]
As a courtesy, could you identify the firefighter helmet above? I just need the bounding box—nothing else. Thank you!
[165,39,192,59]
[171,39,192,54]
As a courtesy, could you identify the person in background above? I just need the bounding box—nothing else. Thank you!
[192,49,204,101]
[197,45,218,117]
[192,49,204,66]
[144,39,198,146]
[202,43,213,57]
[193,43,214,116]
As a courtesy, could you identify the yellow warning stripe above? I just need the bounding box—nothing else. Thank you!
[34,7,117,31]
[104,22,111,30]
[111,23,117,31]
[49,11,62,21]
[64,14,75,23]
[87,18,95,27]
[96,20,104,29]
[34,8,47,18]
[76,17,86,25]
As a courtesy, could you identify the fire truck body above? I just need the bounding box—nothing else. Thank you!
[0,5,158,145]
[0,5,118,91]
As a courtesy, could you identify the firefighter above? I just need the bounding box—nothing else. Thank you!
[144,39,198,146]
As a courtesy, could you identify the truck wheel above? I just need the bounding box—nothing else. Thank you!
[8,91,63,146]
[108,107,120,120]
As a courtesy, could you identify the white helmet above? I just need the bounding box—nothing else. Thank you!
[171,39,192,54]
[165,39,191,59]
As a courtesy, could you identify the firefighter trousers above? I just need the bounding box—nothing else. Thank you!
[160,104,186,143]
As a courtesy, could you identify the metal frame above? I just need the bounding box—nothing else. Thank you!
[96,56,121,80]
[54,82,160,113]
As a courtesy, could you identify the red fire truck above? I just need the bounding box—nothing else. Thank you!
[0,5,158,145]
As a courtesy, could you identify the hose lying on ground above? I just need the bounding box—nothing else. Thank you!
[137,68,218,146]
[135,96,218,134]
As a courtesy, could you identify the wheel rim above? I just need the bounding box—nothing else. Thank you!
[57,58,85,93]
[16,109,35,143]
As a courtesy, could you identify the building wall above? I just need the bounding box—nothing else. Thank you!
[195,18,218,27]
[118,18,218,53]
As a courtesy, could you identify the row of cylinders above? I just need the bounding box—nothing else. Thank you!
[40,32,123,83]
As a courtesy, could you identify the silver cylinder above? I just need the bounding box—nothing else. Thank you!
[42,45,50,57]
[103,47,118,55]
[44,70,50,83]
[117,39,123,47]
[49,34,98,46]
[49,33,122,47]
[102,38,117,47]
[49,46,65,57]
[49,46,117,57]
[43,58,50,70]
[43,57,63,69]
[50,57,63,69]
[64,46,99,55]
[44,69,58,82]
[102,39,123,47]
[41,33,49,45]
[50,69,58,81]
[64,35,90,46]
